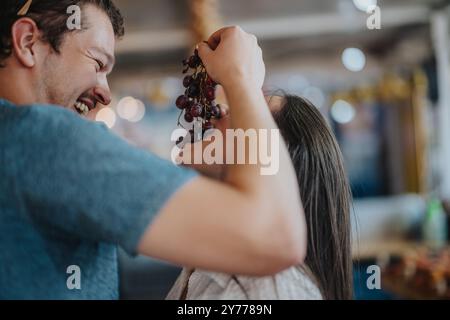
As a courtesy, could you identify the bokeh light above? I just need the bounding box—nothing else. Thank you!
[342,47,367,72]
[331,99,356,124]
[96,107,117,128]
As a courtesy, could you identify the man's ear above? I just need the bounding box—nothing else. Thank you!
[11,18,41,68]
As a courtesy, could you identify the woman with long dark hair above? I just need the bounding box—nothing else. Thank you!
[168,94,353,300]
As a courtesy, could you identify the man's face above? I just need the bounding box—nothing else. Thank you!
[38,4,115,116]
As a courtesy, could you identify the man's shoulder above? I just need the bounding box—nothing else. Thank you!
[0,99,95,130]
[24,104,108,139]
[1,101,110,151]
[27,103,98,128]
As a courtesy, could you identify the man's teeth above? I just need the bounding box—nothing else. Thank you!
[75,101,89,116]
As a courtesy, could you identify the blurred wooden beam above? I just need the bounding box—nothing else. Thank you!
[116,4,430,55]
[237,5,430,40]
[189,0,222,45]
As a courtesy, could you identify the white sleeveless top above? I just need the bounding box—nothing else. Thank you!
[166,265,323,300]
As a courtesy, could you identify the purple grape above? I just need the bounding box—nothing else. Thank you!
[205,86,215,101]
[190,104,203,117]
[176,95,189,109]
[177,50,219,139]
[211,105,221,118]
[205,77,217,87]
[186,99,195,109]
[183,75,193,88]
[187,84,200,97]
[188,55,201,68]
[184,112,194,123]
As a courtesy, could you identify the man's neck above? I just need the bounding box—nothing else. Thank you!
[0,66,37,106]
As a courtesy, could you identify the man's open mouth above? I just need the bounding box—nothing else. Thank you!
[74,98,95,116]
[74,101,90,116]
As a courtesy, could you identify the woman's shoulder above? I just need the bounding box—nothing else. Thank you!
[233,265,323,300]
[273,265,323,299]
[167,266,323,300]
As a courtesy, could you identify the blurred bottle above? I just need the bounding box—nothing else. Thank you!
[422,197,448,250]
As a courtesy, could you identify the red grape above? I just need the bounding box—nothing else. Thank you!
[184,112,194,123]
[204,86,215,101]
[176,95,189,110]
[175,48,222,143]
[190,103,203,117]
[183,75,193,88]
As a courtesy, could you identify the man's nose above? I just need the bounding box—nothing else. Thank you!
[94,76,112,106]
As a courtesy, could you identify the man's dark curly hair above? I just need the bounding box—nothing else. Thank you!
[0,0,124,66]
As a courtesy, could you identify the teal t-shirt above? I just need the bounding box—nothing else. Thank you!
[0,99,197,299]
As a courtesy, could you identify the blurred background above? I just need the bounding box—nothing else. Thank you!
[92,0,450,299]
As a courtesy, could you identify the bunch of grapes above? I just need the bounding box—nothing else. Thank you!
[175,49,221,145]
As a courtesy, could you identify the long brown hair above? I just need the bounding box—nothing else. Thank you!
[272,94,353,300]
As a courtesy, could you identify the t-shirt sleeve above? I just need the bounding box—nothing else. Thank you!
[12,105,197,255]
